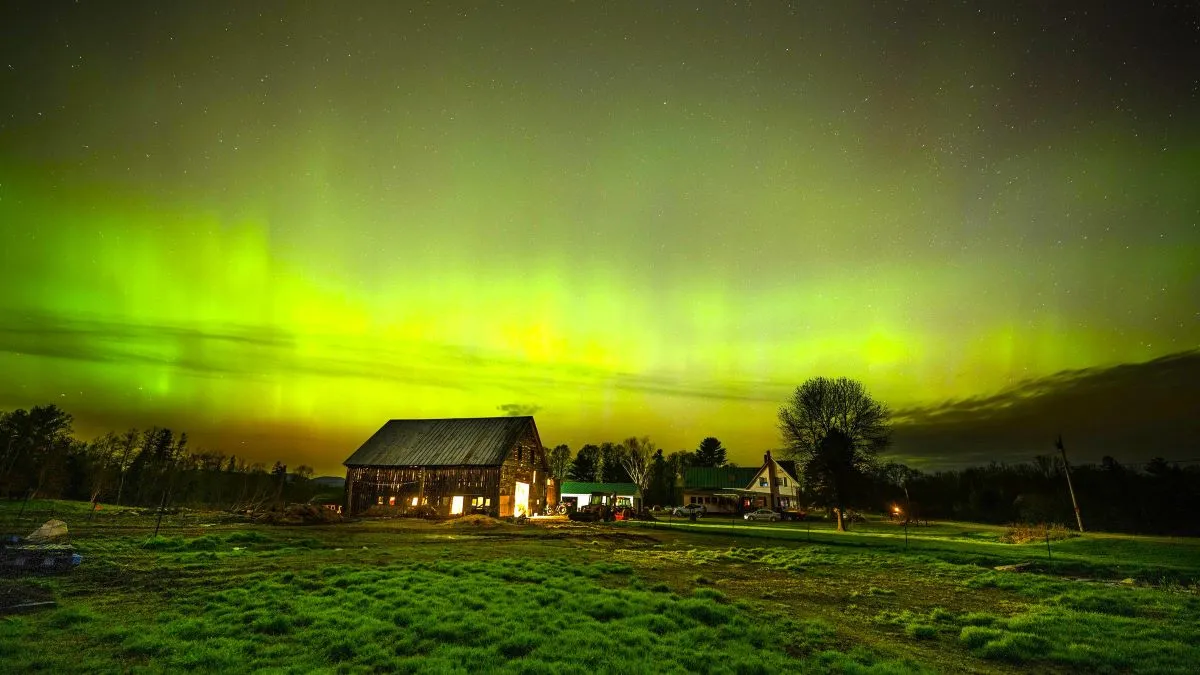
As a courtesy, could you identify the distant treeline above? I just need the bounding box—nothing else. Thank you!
[4,403,1198,535]
[555,437,1200,536]
[880,457,1200,536]
[0,405,333,510]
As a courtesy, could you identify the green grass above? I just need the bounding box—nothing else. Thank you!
[629,517,1200,584]
[2,501,1198,673]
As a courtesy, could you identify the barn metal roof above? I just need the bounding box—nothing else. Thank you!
[343,417,536,467]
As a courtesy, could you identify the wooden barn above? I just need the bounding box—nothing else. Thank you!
[343,416,550,517]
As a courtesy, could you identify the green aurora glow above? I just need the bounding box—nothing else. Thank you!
[1,3,1196,472]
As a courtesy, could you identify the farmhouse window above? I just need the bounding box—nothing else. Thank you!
[388,496,396,506]
[759,478,768,487]
[377,496,384,505]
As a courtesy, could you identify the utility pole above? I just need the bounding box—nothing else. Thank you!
[1056,435,1084,533]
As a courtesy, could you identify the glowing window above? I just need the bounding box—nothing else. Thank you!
[411,497,419,506]
[388,496,396,506]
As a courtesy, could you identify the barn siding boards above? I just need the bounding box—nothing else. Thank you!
[343,417,549,516]
[345,466,502,515]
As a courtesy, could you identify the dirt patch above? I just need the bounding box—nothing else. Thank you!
[441,515,511,529]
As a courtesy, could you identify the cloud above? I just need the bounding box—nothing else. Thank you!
[496,403,542,417]
[0,309,791,404]
[888,349,1200,468]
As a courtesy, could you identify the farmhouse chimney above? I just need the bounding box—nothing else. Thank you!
[765,451,780,510]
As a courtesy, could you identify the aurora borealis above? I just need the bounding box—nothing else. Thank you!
[1,3,1197,473]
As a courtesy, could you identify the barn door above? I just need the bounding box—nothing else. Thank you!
[514,481,529,517]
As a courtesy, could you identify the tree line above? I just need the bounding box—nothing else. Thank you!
[0,405,327,511]
[775,376,1200,535]
[6,385,1197,535]
[547,435,733,507]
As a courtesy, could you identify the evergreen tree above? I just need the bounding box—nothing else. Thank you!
[693,437,727,467]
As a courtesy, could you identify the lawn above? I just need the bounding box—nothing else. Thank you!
[2,502,1198,674]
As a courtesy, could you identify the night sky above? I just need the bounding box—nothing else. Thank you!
[1,2,1197,474]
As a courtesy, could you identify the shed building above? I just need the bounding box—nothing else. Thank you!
[559,481,642,511]
[343,416,549,517]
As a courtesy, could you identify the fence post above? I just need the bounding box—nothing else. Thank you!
[152,490,168,538]
[16,489,33,523]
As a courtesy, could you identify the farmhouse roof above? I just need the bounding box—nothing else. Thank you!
[776,459,799,480]
[559,481,640,496]
[683,466,760,490]
[343,417,537,468]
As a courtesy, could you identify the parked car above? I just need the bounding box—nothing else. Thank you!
[743,508,780,522]
[672,504,706,518]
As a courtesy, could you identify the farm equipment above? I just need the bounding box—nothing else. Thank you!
[1,520,82,575]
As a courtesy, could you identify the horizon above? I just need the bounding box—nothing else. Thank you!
[2,3,1196,476]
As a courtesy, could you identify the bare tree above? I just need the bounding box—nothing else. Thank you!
[779,377,891,531]
[114,428,139,505]
[619,436,656,503]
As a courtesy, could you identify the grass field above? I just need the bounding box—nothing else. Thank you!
[2,501,1198,674]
